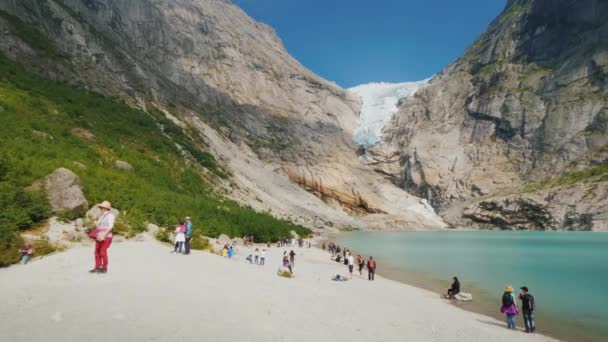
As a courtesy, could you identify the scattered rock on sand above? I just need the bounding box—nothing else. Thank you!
[115,160,133,171]
[44,168,88,217]
[217,234,231,245]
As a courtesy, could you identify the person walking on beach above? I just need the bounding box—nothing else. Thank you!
[367,256,376,281]
[254,248,260,265]
[500,285,519,330]
[289,250,296,268]
[90,201,115,274]
[260,249,266,266]
[357,255,364,276]
[347,252,355,279]
[447,277,461,299]
[228,245,234,259]
[519,286,536,333]
[184,217,193,255]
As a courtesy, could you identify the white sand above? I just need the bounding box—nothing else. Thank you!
[0,239,558,342]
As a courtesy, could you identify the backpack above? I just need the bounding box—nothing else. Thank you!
[526,294,535,311]
[502,292,513,307]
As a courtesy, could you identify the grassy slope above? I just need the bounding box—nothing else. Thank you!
[0,55,309,266]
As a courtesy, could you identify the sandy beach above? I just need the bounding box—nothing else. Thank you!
[0,238,558,342]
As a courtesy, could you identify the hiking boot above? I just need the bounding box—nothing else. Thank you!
[89,268,100,273]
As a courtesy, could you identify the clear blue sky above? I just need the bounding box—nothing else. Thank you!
[232,0,507,88]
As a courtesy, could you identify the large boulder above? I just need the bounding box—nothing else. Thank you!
[115,160,133,171]
[45,168,88,218]
[217,234,231,245]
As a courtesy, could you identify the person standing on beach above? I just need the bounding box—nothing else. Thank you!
[500,285,519,330]
[519,286,536,333]
[184,217,193,255]
[90,201,115,274]
[260,249,266,266]
[254,248,259,265]
[367,256,376,281]
[357,255,364,276]
[173,221,186,254]
[347,253,355,279]
[289,250,296,268]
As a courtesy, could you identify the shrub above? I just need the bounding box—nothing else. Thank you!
[278,270,293,278]
[155,227,171,243]
[189,235,210,251]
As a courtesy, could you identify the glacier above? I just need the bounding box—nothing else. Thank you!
[349,79,430,147]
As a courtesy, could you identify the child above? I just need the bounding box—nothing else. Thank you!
[19,242,34,264]
[173,221,186,254]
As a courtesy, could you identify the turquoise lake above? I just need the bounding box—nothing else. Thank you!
[336,231,608,342]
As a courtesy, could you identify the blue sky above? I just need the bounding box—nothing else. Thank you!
[232,0,507,88]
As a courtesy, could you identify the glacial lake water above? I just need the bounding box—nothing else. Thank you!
[336,231,608,342]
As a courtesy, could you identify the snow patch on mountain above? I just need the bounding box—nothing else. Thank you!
[349,79,430,147]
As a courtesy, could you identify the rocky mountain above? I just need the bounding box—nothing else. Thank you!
[0,0,445,231]
[370,0,608,230]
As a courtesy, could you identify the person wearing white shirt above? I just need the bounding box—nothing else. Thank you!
[90,201,115,274]
[347,253,355,279]
[260,249,266,266]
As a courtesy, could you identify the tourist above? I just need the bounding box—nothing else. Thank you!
[221,244,228,257]
[447,277,461,299]
[357,255,364,276]
[367,256,376,281]
[254,248,260,264]
[228,245,234,259]
[282,254,292,274]
[260,249,266,266]
[500,285,519,330]
[289,250,296,267]
[343,249,349,266]
[19,241,34,264]
[184,217,193,255]
[322,242,326,250]
[347,252,354,279]
[173,221,186,254]
[90,201,115,274]
[519,286,536,333]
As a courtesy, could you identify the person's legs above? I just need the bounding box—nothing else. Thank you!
[184,237,191,254]
[524,311,535,332]
[506,314,516,329]
[21,255,30,264]
[261,257,265,265]
[98,237,112,270]
[94,240,103,269]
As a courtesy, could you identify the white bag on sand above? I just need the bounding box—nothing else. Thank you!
[455,292,473,301]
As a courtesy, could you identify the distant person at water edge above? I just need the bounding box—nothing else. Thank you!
[357,255,364,276]
[347,253,355,279]
[172,221,186,254]
[184,217,193,255]
[90,201,115,274]
[19,241,34,264]
[500,285,519,330]
[519,286,536,333]
[367,256,376,281]
[447,277,461,299]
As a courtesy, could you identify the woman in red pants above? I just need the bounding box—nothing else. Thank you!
[90,201,115,274]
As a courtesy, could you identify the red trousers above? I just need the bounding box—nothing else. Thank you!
[94,237,113,270]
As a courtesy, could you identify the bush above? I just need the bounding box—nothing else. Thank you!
[0,231,23,267]
[189,235,210,251]
[155,227,171,243]
[31,237,60,256]
[278,270,293,278]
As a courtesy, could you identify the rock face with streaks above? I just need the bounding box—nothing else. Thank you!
[370,0,608,230]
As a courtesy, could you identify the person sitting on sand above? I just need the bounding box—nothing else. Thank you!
[282,254,292,274]
[246,254,253,263]
[500,285,519,330]
[357,255,364,276]
[367,256,376,281]
[447,277,460,299]
[19,241,34,264]
[335,254,342,263]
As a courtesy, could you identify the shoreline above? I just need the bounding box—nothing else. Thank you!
[330,231,607,342]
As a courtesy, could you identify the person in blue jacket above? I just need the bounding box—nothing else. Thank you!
[184,216,193,255]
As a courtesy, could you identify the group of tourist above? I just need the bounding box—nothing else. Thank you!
[172,217,193,254]
[501,285,536,333]
[245,248,267,265]
[324,242,376,281]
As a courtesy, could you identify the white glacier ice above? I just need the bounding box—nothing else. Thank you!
[349,79,430,147]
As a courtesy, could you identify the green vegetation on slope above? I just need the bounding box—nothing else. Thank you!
[521,163,608,193]
[0,54,309,265]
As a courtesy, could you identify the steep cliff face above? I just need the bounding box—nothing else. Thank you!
[373,0,608,230]
[0,0,445,230]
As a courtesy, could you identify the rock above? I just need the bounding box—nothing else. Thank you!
[86,204,120,221]
[217,234,231,245]
[32,130,54,140]
[44,168,88,217]
[455,292,473,302]
[146,223,160,234]
[73,161,87,169]
[70,127,96,141]
[232,237,244,246]
[115,160,133,171]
